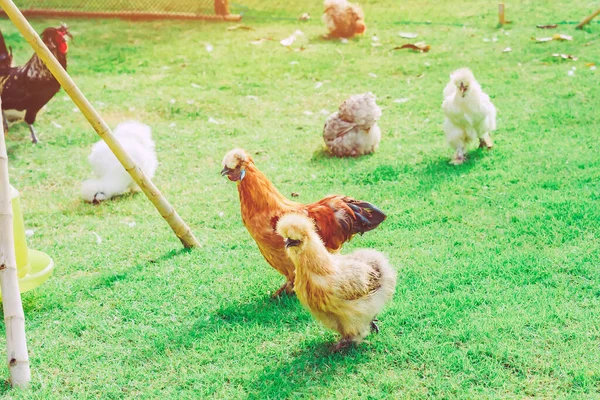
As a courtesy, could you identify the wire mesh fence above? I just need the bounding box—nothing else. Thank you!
[11,0,239,20]
[6,1,600,27]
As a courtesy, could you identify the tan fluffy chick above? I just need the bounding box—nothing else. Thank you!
[322,0,366,39]
[323,92,382,157]
[277,213,396,351]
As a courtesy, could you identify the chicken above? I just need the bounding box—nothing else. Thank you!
[323,92,382,157]
[276,213,396,351]
[1,24,72,144]
[322,0,366,39]
[81,121,158,204]
[221,148,386,297]
[442,68,497,165]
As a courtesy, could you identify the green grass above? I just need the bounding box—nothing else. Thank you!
[1,0,600,398]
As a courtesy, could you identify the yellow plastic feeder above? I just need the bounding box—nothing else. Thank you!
[2,185,55,294]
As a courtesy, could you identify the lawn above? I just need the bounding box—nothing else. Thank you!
[1,0,599,398]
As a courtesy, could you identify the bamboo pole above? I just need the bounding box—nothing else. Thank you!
[0,0,200,249]
[576,8,600,29]
[0,99,31,388]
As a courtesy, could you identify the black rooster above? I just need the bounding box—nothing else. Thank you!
[0,24,72,144]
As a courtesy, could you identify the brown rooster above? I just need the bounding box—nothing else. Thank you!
[1,24,72,143]
[221,148,386,297]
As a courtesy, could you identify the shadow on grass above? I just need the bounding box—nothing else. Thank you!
[360,150,485,189]
[17,247,190,315]
[246,337,372,399]
[187,294,310,336]
[88,247,191,291]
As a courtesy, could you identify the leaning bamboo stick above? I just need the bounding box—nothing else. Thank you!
[0,100,31,388]
[576,7,600,29]
[0,0,200,249]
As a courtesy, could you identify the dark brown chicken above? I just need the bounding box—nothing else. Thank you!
[1,24,72,143]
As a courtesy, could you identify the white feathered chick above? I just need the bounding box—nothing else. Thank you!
[323,92,382,157]
[81,121,158,203]
[277,213,396,351]
[442,68,497,165]
[322,0,366,39]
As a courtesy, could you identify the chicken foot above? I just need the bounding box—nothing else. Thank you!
[450,146,466,165]
[478,133,493,150]
[333,338,354,353]
[370,319,380,334]
[271,280,294,298]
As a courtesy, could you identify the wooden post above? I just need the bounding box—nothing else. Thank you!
[498,3,506,25]
[0,0,200,249]
[576,8,600,30]
[214,0,230,16]
[0,100,31,388]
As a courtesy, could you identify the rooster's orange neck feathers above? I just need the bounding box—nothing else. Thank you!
[237,162,293,214]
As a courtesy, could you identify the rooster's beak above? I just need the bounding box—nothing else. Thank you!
[220,166,232,177]
[284,238,302,248]
[459,82,467,96]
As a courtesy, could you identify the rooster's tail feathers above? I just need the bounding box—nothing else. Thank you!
[344,199,386,235]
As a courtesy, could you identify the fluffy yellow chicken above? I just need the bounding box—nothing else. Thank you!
[322,0,366,39]
[276,213,396,351]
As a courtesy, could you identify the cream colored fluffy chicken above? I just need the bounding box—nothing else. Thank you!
[81,121,158,204]
[442,68,497,165]
[323,92,382,157]
[277,213,396,351]
[322,0,366,39]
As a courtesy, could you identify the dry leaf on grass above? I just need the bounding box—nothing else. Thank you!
[227,25,254,31]
[250,38,273,45]
[534,34,573,43]
[537,24,557,29]
[553,33,573,41]
[394,42,430,52]
[399,32,418,39]
[299,13,310,21]
[552,53,578,61]
[503,47,512,53]
[291,192,300,198]
[280,30,304,47]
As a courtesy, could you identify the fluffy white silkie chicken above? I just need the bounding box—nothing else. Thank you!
[322,0,366,39]
[81,121,158,203]
[323,92,382,157]
[442,68,497,165]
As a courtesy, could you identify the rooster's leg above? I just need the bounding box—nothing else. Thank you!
[370,319,380,334]
[28,124,38,144]
[271,280,294,298]
[479,133,494,150]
